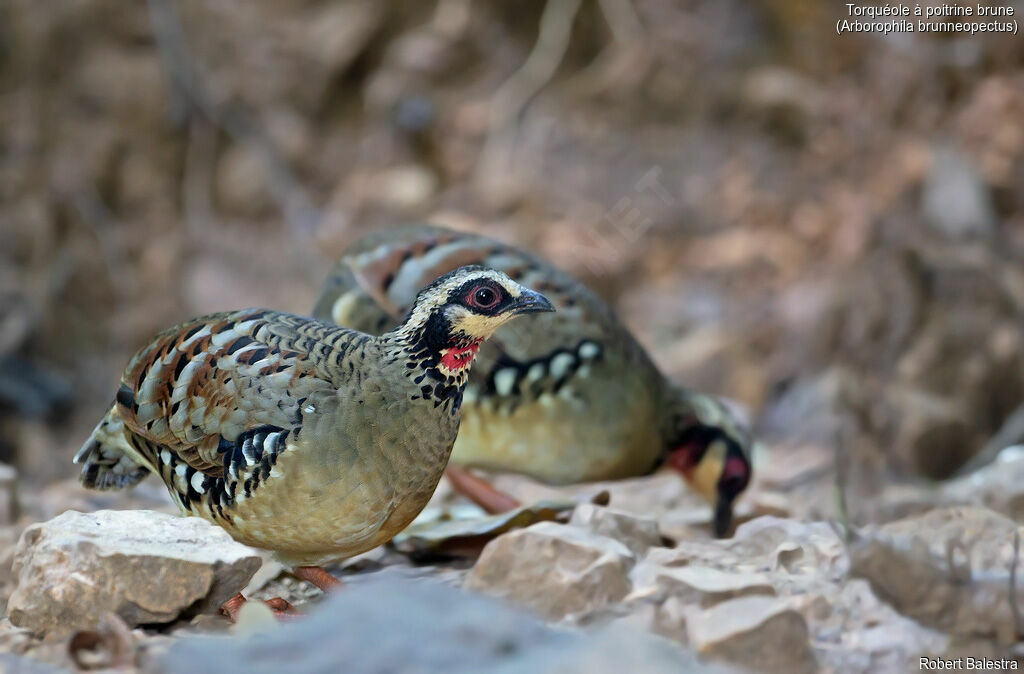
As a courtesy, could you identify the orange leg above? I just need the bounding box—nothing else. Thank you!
[219,567,340,622]
[219,593,297,622]
[445,466,521,514]
[294,566,343,592]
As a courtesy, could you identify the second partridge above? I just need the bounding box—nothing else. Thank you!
[313,225,752,537]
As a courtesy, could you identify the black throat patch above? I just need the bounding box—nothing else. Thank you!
[401,312,470,412]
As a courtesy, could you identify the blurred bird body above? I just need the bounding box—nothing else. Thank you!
[76,267,552,567]
[313,225,753,535]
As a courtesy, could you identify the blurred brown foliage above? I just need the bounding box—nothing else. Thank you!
[1,0,1022,494]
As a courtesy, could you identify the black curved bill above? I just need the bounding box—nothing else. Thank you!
[511,289,555,315]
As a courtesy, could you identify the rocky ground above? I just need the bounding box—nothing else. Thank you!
[1,449,1024,672]
[2,0,1024,672]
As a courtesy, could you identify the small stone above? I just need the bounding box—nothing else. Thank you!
[569,504,662,554]
[464,522,634,621]
[7,510,261,637]
[732,516,848,577]
[631,564,776,608]
[685,596,818,674]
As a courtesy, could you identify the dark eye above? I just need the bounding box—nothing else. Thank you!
[475,287,496,305]
[467,284,500,309]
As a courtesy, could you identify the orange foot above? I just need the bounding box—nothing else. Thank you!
[445,466,521,514]
[219,593,298,622]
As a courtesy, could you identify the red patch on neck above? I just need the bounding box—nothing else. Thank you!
[666,442,701,479]
[722,456,750,487]
[439,339,482,371]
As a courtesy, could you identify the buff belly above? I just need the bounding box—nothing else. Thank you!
[450,377,662,484]
[190,434,451,567]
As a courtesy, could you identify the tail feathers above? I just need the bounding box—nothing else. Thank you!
[75,407,151,490]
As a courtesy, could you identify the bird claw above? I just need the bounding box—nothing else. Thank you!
[220,593,299,622]
[262,597,297,614]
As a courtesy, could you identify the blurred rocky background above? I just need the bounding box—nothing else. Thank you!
[1,0,1023,672]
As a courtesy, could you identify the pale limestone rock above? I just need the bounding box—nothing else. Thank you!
[686,596,818,674]
[640,595,691,645]
[464,522,634,621]
[639,516,848,584]
[7,510,261,637]
[630,563,775,608]
[569,504,662,554]
[793,579,948,674]
[490,472,704,522]
[625,517,951,672]
[848,506,1024,643]
[731,516,848,580]
[942,446,1024,520]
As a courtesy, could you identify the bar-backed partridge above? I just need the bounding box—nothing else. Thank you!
[313,225,752,537]
[75,266,553,616]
